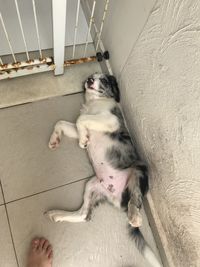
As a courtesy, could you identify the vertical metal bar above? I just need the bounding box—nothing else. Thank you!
[0,12,17,63]
[0,57,3,65]
[83,0,96,57]
[14,0,30,61]
[72,0,80,59]
[52,0,67,75]
[32,0,43,59]
[95,0,110,51]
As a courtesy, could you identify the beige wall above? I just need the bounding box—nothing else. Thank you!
[86,0,200,266]
[86,0,156,76]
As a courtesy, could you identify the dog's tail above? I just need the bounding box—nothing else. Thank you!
[129,225,162,267]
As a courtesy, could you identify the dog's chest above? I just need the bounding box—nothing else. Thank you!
[87,131,131,197]
[80,100,114,115]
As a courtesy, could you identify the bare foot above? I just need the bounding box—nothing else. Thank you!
[27,238,53,267]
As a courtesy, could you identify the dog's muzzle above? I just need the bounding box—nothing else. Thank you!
[87,78,94,89]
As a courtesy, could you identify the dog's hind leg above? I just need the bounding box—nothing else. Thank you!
[49,120,78,150]
[127,186,143,228]
[126,165,149,227]
[121,185,143,228]
[45,176,104,223]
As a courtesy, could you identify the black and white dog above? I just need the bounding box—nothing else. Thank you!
[45,73,162,267]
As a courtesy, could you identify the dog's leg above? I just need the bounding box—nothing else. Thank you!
[127,185,143,228]
[76,114,119,148]
[76,123,89,149]
[49,120,78,150]
[124,166,148,228]
[45,176,103,223]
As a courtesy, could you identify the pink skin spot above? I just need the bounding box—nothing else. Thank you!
[107,184,115,193]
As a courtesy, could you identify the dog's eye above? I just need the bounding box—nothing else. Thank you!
[100,78,108,86]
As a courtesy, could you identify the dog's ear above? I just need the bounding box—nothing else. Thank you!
[106,75,120,102]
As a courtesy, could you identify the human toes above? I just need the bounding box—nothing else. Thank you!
[46,245,53,258]
[37,238,47,252]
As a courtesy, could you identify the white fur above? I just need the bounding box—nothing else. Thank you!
[49,121,78,149]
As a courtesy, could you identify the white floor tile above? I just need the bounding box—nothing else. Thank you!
[0,206,18,267]
[7,181,160,267]
[0,94,93,202]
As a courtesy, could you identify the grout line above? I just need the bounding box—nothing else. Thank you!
[62,91,83,97]
[46,90,83,100]
[0,101,32,110]
[5,175,94,205]
[0,91,84,110]
[0,179,4,206]
[0,180,20,267]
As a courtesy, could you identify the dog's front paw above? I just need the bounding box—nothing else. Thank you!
[79,136,89,149]
[48,132,61,150]
[79,140,88,149]
[44,210,66,223]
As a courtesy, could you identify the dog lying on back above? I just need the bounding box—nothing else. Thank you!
[45,73,162,267]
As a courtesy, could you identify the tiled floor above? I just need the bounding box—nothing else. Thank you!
[0,206,18,266]
[0,54,101,108]
[0,74,161,266]
[0,94,93,203]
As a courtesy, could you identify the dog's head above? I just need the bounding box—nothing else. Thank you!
[83,73,120,102]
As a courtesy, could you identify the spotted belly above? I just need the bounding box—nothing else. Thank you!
[87,130,131,197]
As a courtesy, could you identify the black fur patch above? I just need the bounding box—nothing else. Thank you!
[110,106,124,124]
[128,225,145,253]
[135,164,149,196]
[109,131,132,144]
[106,146,137,169]
[121,188,131,211]
[82,80,86,91]
[85,193,106,221]
[109,107,132,144]
[106,107,138,169]
[106,75,120,102]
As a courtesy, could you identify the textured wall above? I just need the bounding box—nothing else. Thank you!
[120,0,200,266]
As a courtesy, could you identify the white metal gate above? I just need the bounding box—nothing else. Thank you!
[0,0,110,80]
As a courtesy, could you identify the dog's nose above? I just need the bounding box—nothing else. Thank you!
[87,78,94,87]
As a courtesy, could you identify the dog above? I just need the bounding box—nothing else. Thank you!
[45,73,162,267]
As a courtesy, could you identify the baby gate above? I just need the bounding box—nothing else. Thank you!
[0,0,110,80]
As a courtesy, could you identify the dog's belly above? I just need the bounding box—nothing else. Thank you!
[87,130,131,197]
